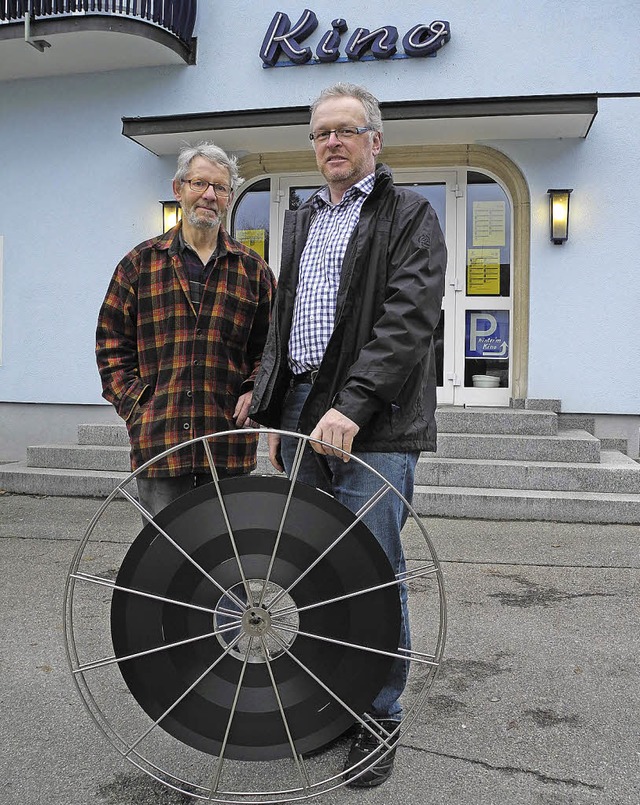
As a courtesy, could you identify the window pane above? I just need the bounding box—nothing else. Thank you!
[231,179,270,260]
[397,183,446,230]
[397,184,446,386]
[289,187,318,209]
[466,172,511,297]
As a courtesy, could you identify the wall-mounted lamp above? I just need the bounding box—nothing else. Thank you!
[161,200,182,233]
[547,188,572,244]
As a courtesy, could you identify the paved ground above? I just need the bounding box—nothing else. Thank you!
[1,491,639,805]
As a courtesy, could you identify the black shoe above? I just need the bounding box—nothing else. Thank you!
[343,718,400,788]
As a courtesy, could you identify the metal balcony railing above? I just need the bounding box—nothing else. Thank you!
[0,1,196,45]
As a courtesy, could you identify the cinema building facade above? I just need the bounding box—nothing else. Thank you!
[1,1,638,519]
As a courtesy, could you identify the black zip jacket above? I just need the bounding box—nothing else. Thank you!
[250,164,447,452]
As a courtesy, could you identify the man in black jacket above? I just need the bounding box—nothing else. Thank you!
[250,83,446,787]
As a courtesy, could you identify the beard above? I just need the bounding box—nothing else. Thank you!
[185,204,221,229]
[320,152,372,190]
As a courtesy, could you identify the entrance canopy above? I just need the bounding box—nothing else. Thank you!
[122,94,597,156]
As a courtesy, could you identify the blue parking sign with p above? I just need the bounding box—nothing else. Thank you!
[465,311,509,358]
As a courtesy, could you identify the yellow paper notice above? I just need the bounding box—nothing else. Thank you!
[472,201,506,246]
[237,229,266,259]
[467,248,501,295]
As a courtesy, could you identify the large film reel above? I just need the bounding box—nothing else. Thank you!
[64,430,446,802]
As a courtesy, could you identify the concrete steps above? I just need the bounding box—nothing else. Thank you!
[420,408,640,521]
[1,405,639,523]
[411,486,640,524]
[435,406,558,435]
[1,422,133,497]
[27,444,130,472]
[435,429,601,463]
[0,463,132,498]
[77,423,129,447]
[416,451,640,494]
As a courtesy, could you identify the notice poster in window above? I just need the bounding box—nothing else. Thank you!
[467,248,500,295]
[465,310,509,358]
[472,201,506,246]
[236,229,266,259]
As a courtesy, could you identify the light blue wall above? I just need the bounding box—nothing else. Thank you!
[0,69,182,403]
[199,1,640,104]
[493,97,640,415]
[0,1,639,413]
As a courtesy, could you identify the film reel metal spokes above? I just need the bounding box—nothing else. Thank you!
[64,429,446,803]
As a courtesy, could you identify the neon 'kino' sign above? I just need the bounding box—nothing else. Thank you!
[260,9,451,67]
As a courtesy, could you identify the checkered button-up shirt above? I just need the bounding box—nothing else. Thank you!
[288,173,375,374]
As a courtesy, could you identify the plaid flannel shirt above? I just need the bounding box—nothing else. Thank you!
[96,224,276,477]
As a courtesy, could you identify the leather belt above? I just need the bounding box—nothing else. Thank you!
[292,369,319,385]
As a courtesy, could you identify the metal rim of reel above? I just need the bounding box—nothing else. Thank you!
[63,428,447,803]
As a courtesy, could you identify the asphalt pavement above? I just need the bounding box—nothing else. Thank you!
[1,491,638,805]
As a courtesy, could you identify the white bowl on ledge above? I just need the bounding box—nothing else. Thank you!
[472,374,500,388]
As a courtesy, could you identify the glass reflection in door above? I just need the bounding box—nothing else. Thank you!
[231,178,271,262]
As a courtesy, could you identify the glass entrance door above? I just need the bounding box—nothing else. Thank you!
[275,172,461,403]
[394,169,513,406]
[454,171,512,406]
[392,171,457,404]
[231,169,514,407]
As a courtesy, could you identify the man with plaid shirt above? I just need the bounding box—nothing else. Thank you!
[250,83,446,787]
[96,143,276,515]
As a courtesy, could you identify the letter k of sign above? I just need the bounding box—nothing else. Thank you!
[260,10,319,66]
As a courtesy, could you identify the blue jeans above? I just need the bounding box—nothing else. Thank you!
[280,383,418,721]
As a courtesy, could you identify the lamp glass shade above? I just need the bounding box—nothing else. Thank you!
[547,189,572,244]
[161,201,182,233]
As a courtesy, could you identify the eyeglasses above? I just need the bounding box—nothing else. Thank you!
[308,126,373,143]
[182,178,232,197]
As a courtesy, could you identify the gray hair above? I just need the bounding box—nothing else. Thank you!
[173,142,240,190]
[310,83,383,134]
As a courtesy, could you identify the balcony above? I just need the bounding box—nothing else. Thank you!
[0,1,197,81]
